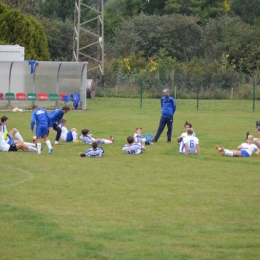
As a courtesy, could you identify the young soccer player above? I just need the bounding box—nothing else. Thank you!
[178,122,196,153]
[0,116,35,146]
[134,127,153,146]
[49,106,70,145]
[31,105,53,154]
[0,123,38,153]
[59,119,79,143]
[183,128,200,155]
[80,129,113,144]
[79,141,104,158]
[122,136,146,154]
[216,135,260,157]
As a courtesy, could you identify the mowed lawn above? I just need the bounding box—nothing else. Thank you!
[0,98,260,260]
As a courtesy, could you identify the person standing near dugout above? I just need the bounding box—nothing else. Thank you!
[152,88,177,143]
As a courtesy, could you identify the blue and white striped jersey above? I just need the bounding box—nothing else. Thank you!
[80,134,95,144]
[84,147,104,157]
[122,142,143,154]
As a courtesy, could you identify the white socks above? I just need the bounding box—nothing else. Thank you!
[72,132,78,141]
[37,143,42,154]
[15,132,24,141]
[223,149,233,156]
[104,139,112,144]
[46,140,52,149]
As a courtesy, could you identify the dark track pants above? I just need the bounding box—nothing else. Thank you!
[53,123,61,141]
[154,115,173,141]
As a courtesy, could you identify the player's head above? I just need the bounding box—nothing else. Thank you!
[92,141,98,150]
[62,106,70,114]
[136,127,142,134]
[256,127,260,135]
[247,135,254,143]
[162,88,170,97]
[187,128,193,135]
[127,136,134,144]
[1,116,8,124]
[184,121,192,128]
[61,119,67,125]
[81,129,89,136]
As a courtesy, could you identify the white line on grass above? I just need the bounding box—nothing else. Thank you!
[0,165,34,188]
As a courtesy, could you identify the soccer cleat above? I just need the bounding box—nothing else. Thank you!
[54,143,60,146]
[246,131,249,139]
[73,140,81,143]
[167,140,171,143]
[48,148,53,154]
[215,145,224,153]
[109,136,114,143]
[151,139,157,143]
[32,138,35,144]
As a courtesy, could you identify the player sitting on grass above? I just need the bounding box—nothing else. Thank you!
[134,127,153,146]
[59,119,80,143]
[0,123,38,153]
[183,128,200,155]
[122,136,146,155]
[1,115,35,147]
[216,135,260,157]
[177,121,196,153]
[80,129,113,144]
[79,141,104,158]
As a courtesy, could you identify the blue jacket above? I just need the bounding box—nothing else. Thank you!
[161,95,176,117]
[49,108,64,125]
[31,107,52,131]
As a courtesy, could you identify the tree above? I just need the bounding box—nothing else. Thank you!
[231,0,260,25]
[0,3,50,60]
[164,0,229,23]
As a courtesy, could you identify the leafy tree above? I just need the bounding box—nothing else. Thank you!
[39,17,73,61]
[164,0,228,23]
[231,0,260,25]
[0,3,50,60]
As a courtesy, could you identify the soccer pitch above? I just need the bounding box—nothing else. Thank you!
[0,98,260,259]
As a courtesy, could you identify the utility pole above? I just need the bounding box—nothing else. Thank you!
[72,0,104,84]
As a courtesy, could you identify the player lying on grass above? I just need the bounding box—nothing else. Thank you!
[79,141,104,158]
[216,135,260,157]
[80,129,113,144]
[59,119,80,143]
[0,123,38,153]
[122,136,146,155]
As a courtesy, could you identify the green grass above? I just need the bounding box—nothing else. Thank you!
[0,98,260,260]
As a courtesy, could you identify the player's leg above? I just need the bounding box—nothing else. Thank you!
[100,139,112,144]
[166,116,173,143]
[153,116,167,142]
[9,128,24,141]
[53,123,61,145]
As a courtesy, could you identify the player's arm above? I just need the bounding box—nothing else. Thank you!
[30,113,36,132]
[184,143,188,155]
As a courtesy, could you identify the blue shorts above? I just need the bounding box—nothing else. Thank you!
[36,124,49,138]
[66,131,73,142]
[240,150,250,157]
[7,134,15,145]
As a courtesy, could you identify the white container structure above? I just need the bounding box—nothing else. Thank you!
[0,45,25,61]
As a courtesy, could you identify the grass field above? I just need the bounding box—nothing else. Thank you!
[1,98,260,260]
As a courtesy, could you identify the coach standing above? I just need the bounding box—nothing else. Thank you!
[152,88,176,143]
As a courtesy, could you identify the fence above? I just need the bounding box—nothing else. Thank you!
[0,61,87,110]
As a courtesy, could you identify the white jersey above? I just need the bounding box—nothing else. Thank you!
[60,125,68,141]
[122,142,143,154]
[240,143,258,156]
[183,136,199,154]
[134,133,146,143]
[80,134,95,144]
[179,131,196,153]
[84,147,104,157]
[0,132,10,151]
